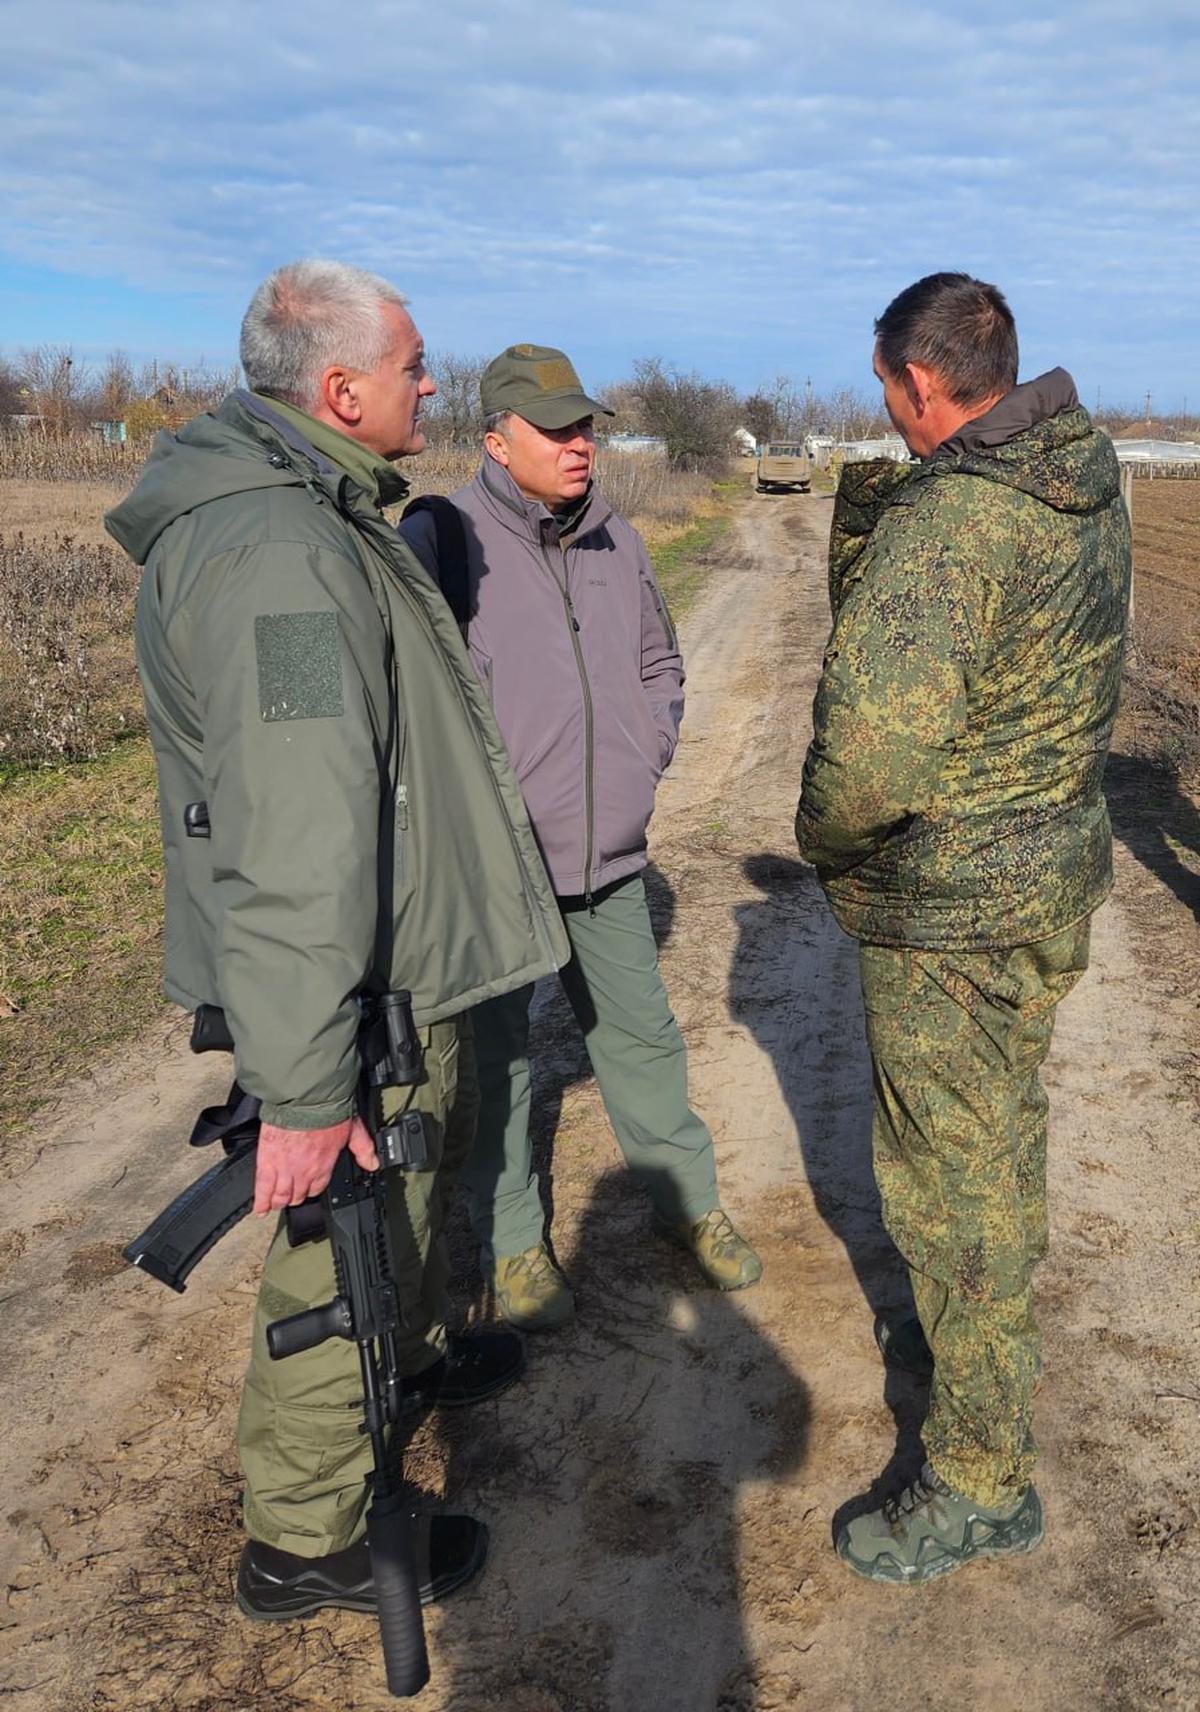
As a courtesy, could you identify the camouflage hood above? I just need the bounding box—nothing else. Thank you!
[929,368,1117,516]
[797,370,1131,951]
[828,370,1117,611]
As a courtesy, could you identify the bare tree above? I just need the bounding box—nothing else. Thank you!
[422,350,488,446]
[0,358,25,420]
[811,385,888,442]
[632,357,738,473]
[741,392,777,445]
[18,345,86,434]
[96,350,135,420]
[595,378,647,437]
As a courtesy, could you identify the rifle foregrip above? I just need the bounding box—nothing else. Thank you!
[266,1298,353,1359]
[368,1491,430,1697]
[122,1143,258,1293]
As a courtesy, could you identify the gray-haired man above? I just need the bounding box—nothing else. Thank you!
[106,264,568,1617]
[400,344,761,1330]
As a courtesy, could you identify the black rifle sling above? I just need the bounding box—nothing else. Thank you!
[188,1082,262,1152]
[400,495,470,633]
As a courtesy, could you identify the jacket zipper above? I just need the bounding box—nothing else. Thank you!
[541,535,596,908]
[346,499,565,978]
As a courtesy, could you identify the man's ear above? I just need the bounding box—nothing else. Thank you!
[484,428,511,468]
[319,365,363,429]
[904,362,936,415]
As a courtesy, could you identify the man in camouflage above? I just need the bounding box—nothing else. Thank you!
[795,273,1131,1582]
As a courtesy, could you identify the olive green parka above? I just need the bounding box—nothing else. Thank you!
[795,370,1131,950]
[106,392,567,1129]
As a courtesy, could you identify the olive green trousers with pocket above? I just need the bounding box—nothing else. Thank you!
[237,1017,476,1555]
[860,920,1091,1507]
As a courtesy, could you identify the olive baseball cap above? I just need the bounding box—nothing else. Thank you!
[481,344,614,430]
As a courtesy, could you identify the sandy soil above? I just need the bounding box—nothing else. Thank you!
[2,485,1199,1711]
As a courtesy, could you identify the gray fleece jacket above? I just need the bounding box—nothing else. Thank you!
[400,459,683,897]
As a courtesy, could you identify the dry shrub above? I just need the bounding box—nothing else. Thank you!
[0,531,143,763]
[402,443,713,535]
[597,452,711,530]
[0,441,712,770]
[0,429,145,484]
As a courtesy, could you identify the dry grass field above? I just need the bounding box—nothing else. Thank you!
[1129,478,1200,695]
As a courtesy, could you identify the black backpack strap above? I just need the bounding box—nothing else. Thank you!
[401,495,471,632]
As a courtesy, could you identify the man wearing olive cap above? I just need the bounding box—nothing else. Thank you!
[401,344,761,1328]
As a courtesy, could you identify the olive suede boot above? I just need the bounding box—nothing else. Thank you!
[837,1463,1044,1585]
[654,1208,763,1291]
[492,1243,575,1331]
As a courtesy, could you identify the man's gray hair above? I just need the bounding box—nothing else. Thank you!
[240,260,408,407]
[483,410,512,437]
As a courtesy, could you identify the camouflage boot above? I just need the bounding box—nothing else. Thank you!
[837,1463,1043,1584]
[654,1209,763,1291]
[492,1243,575,1331]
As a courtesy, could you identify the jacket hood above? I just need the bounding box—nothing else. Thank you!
[476,456,612,544]
[103,389,416,565]
[927,368,1119,515]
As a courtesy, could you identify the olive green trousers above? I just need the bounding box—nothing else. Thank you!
[860,920,1091,1507]
[461,874,719,1260]
[237,1017,476,1555]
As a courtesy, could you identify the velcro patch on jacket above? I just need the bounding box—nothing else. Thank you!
[255,612,344,721]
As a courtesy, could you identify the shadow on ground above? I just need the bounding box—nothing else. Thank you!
[433,1166,811,1711]
[1105,750,1200,919]
[728,852,929,1529]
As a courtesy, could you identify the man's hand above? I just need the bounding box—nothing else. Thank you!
[252,1116,381,1215]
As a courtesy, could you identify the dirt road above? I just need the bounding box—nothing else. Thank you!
[3,487,1199,1711]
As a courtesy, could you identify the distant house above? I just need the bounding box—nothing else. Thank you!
[733,426,757,456]
[600,433,667,456]
[91,419,128,445]
[837,434,911,464]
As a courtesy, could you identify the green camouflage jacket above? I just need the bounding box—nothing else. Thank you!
[795,369,1131,950]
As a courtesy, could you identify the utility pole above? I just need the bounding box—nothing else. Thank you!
[1144,388,1152,426]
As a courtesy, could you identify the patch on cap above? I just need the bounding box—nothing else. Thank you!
[532,357,577,392]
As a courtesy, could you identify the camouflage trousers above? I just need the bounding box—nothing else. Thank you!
[859,920,1091,1506]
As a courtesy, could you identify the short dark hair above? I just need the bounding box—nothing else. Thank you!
[874,273,1018,407]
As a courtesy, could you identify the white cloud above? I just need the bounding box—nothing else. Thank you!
[1,0,1197,394]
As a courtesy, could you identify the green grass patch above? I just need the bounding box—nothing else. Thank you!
[0,740,165,1158]
[646,498,733,620]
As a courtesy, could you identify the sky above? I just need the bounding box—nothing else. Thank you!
[2,0,1199,409]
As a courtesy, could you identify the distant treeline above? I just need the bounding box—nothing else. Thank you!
[3,344,1192,477]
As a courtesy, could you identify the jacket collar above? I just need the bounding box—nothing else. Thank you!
[937,368,1080,457]
[236,389,411,510]
[476,455,611,545]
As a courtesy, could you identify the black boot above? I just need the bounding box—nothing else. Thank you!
[236,1513,488,1620]
[404,1329,526,1412]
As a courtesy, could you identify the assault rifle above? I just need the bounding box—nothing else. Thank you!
[124,992,433,1699]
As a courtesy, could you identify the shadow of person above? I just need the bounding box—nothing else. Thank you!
[1105,750,1200,919]
[431,1165,812,1712]
[728,852,928,1519]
